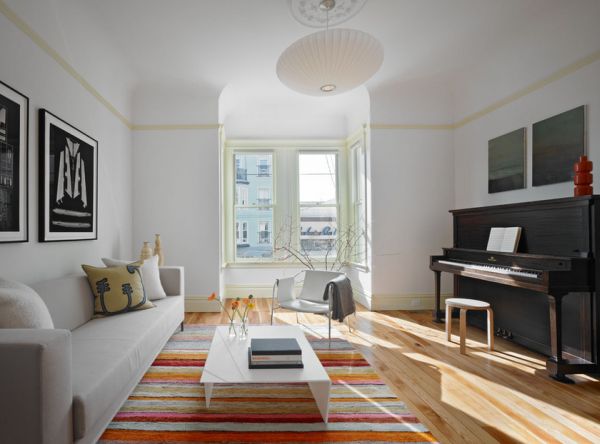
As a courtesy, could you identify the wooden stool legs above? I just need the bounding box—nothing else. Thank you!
[445,306,452,341]
[445,303,494,354]
[459,308,467,354]
[486,307,494,351]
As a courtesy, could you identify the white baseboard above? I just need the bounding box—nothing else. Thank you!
[223,284,276,299]
[352,286,372,310]
[371,293,453,311]
[184,295,221,312]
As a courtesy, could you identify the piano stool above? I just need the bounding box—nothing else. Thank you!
[445,298,494,355]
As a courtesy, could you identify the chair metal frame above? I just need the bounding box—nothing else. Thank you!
[270,270,354,342]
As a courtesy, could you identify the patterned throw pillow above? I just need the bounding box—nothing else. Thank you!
[82,264,154,316]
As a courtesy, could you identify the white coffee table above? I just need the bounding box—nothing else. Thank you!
[200,325,332,422]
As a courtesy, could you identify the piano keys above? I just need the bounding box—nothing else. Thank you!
[430,196,600,383]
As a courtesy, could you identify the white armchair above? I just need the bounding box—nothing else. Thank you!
[271,270,347,341]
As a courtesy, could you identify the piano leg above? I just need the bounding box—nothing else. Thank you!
[547,294,574,384]
[433,270,444,323]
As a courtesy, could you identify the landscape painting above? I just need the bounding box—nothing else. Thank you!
[0,81,28,243]
[39,109,98,242]
[532,105,585,186]
[488,128,526,194]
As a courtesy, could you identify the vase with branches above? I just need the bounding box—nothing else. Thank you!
[273,219,365,271]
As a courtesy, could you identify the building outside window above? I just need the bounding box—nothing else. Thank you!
[257,156,271,176]
[234,152,273,259]
[257,187,271,207]
[236,221,248,244]
[236,185,248,205]
[258,221,270,244]
[299,152,338,256]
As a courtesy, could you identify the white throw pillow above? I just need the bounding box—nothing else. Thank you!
[0,278,54,328]
[102,256,167,300]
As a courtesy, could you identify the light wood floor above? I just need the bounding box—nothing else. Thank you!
[186,299,600,444]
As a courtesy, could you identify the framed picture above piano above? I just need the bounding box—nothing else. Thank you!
[488,128,526,194]
[532,105,586,186]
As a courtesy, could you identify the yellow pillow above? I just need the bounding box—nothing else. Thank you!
[82,264,154,316]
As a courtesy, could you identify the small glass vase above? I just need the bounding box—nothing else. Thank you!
[228,319,237,338]
[238,318,248,340]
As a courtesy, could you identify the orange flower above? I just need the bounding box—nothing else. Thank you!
[208,292,216,301]
[242,298,250,305]
[231,300,240,310]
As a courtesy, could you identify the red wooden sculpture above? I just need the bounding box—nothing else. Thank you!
[574,155,593,196]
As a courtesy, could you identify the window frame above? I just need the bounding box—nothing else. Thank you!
[347,134,368,268]
[223,140,350,267]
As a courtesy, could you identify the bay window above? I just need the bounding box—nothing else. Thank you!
[224,137,366,266]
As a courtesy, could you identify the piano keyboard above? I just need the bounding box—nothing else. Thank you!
[437,260,540,279]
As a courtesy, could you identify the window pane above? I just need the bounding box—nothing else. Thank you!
[235,153,272,206]
[236,207,273,259]
[300,206,337,256]
[299,153,337,204]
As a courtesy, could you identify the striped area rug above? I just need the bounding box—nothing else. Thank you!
[99,325,437,443]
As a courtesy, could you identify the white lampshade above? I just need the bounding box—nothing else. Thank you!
[276,28,384,96]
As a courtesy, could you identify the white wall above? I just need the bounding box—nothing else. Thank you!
[132,87,220,307]
[220,84,369,139]
[366,81,455,309]
[453,2,600,209]
[0,5,134,284]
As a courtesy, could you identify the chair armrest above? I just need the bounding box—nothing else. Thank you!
[159,266,185,296]
[0,329,72,444]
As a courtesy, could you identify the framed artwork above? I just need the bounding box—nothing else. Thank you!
[488,128,526,194]
[39,109,98,242]
[532,105,586,186]
[0,81,28,243]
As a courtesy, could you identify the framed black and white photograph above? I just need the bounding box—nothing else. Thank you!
[39,109,98,242]
[0,81,28,243]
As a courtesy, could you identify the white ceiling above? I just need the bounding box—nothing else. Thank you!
[70,0,565,95]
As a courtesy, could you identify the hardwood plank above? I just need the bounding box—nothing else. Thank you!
[185,301,600,444]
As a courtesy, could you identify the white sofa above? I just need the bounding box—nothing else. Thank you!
[0,266,185,444]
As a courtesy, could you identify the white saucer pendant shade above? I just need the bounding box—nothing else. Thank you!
[276,28,384,96]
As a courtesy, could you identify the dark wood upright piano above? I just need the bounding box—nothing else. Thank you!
[430,196,600,383]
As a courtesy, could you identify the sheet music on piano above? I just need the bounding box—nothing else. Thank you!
[486,227,522,253]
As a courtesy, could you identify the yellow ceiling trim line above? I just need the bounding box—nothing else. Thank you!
[0,0,133,129]
[371,48,600,131]
[132,123,220,131]
[454,49,600,128]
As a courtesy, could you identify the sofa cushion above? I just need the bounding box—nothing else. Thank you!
[102,256,167,301]
[82,264,154,316]
[0,278,54,328]
[31,275,94,331]
[70,295,183,439]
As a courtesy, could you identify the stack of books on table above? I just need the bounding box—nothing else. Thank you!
[248,338,303,369]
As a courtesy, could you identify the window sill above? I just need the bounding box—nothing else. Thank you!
[222,261,369,271]
[223,261,342,269]
[345,262,370,273]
